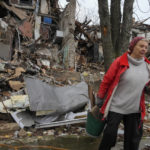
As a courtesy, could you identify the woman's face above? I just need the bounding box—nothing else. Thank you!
[131,40,148,59]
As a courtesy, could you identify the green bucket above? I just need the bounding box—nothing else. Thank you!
[86,111,105,137]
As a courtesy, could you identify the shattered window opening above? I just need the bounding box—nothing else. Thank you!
[19,0,33,5]
[0,6,8,18]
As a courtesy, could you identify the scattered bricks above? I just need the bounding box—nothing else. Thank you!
[19,20,33,38]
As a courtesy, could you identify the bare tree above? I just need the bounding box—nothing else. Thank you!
[98,0,134,71]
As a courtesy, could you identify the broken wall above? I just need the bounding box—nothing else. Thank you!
[59,0,76,69]
[0,20,13,61]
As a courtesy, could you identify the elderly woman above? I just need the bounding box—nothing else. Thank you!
[97,37,150,150]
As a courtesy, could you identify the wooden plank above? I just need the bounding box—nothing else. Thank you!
[1,1,27,20]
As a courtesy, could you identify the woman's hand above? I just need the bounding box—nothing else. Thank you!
[144,85,150,95]
[96,97,104,108]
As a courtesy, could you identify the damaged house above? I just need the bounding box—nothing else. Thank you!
[0,0,150,132]
[0,0,103,129]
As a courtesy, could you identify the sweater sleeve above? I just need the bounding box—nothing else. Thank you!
[97,57,120,99]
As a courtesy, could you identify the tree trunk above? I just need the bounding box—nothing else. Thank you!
[98,0,115,71]
[111,0,121,57]
[98,0,134,71]
[119,0,134,54]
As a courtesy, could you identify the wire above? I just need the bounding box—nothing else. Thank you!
[136,0,150,13]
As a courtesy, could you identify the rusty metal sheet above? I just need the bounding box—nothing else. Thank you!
[35,118,87,129]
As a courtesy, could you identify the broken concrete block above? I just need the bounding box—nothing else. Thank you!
[0,95,29,113]
[41,59,50,68]
[10,95,29,108]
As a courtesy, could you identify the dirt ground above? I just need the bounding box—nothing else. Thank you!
[0,120,150,150]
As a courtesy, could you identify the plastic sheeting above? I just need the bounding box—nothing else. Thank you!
[24,76,89,115]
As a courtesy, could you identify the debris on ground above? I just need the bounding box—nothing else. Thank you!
[0,1,150,148]
[142,144,150,150]
[0,0,104,132]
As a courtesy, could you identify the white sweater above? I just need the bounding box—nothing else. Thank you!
[109,54,149,114]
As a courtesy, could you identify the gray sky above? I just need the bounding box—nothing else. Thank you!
[58,0,150,25]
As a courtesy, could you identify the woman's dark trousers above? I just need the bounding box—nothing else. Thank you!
[98,111,143,150]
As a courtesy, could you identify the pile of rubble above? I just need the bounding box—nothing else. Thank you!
[143,145,150,150]
[0,0,104,130]
[0,0,103,68]
[0,1,150,145]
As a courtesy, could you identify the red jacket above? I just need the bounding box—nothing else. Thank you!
[97,52,150,120]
